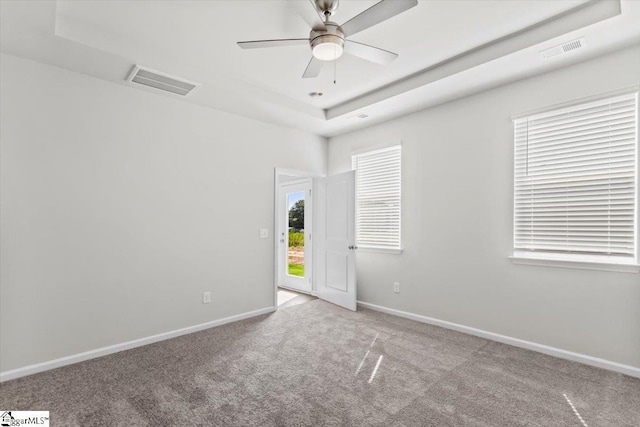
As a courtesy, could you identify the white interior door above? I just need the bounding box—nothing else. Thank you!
[315,171,357,311]
[278,179,312,293]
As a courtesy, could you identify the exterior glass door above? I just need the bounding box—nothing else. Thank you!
[279,180,312,293]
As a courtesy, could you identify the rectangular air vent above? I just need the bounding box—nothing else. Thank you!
[540,38,586,59]
[126,65,199,96]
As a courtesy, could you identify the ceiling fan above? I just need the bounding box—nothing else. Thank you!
[237,0,418,78]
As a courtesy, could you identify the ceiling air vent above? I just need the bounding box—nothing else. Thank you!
[126,65,199,96]
[540,38,586,59]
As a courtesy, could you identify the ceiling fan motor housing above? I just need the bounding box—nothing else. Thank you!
[310,23,345,61]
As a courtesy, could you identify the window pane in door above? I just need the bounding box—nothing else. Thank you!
[287,192,305,277]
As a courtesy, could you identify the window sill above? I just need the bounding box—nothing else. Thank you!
[509,253,639,273]
[357,246,403,255]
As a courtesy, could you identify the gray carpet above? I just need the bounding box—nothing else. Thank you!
[1,299,639,426]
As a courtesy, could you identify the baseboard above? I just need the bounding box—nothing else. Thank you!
[0,306,275,383]
[357,301,640,379]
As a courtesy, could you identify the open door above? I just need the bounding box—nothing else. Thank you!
[315,171,357,311]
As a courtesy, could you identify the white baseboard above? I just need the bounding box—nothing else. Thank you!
[0,306,274,383]
[358,301,640,379]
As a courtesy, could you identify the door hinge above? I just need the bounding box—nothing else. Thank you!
[309,233,312,241]
[309,189,312,195]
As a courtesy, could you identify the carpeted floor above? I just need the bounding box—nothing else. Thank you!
[1,299,639,426]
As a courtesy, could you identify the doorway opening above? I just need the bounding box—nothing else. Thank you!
[274,169,318,307]
[273,168,357,312]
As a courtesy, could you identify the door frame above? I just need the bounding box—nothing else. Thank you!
[273,168,322,310]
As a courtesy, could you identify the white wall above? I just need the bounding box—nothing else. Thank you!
[0,54,326,372]
[328,45,640,368]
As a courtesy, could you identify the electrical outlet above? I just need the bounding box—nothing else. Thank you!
[393,282,400,293]
[203,292,211,304]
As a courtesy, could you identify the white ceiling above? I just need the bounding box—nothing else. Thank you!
[1,0,639,137]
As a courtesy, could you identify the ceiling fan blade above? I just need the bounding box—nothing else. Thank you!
[340,0,418,37]
[344,40,398,65]
[290,0,327,31]
[302,56,324,78]
[237,38,309,49]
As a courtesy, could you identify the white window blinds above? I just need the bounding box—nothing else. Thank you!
[513,92,638,261]
[352,145,402,250]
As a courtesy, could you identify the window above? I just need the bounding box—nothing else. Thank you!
[352,145,402,252]
[513,92,638,269]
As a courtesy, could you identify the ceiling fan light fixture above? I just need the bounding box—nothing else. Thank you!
[311,34,344,61]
